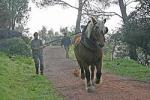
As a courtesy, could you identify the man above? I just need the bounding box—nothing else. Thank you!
[31,32,45,75]
[61,33,71,58]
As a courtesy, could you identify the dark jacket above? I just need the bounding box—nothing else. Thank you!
[61,36,71,48]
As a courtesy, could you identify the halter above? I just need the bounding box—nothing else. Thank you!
[81,21,105,51]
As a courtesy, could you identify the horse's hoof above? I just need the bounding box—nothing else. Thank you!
[95,77,103,84]
[86,86,95,93]
[95,79,100,84]
[91,85,95,90]
[91,81,95,86]
[81,74,85,80]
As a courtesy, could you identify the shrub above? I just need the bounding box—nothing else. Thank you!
[0,37,31,56]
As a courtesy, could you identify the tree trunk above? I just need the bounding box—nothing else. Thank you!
[118,0,128,23]
[75,0,83,34]
[145,53,148,66]
[111,41,117,61]
[128,44,138,61]
[118,0,138,61]
[12,18,15,30]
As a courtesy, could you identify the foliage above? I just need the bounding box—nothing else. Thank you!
[60,27,68,35]
[0,37,31,56]
[38,26,48,42]
[119,0,150,64]
[0,1,9,29]
[47,28,54,42]
[107,0,150,63]
[0,0,30,30]
[0,53,63,100]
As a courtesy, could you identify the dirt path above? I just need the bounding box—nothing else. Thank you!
[44,46,150,100]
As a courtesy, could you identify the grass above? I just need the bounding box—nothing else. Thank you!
[103,58,150,82]
[69,45,150,82]
[69,45,76,60]
[0,52,63,100]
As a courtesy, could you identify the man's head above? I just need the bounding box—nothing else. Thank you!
[33,32,39,39]
[63,32,67,36]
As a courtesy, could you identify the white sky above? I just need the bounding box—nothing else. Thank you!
[26,0,138,35]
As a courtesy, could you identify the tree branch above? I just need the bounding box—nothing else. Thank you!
[58,0,78,10]
[83,9,123,18]
[126,0,136,6]
[82,0,88,5]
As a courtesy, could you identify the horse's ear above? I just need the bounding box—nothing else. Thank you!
[103,19,106,24]
[104,27,108,34]
[91,17,97,24]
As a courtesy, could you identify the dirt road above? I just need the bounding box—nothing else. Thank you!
[44,46,150,100]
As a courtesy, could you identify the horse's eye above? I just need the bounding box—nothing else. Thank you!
[94,26,99,29]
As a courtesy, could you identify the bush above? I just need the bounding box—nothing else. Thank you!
[0,37,31,56]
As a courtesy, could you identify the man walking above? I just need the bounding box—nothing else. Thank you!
[31,32,45,75]
[61,32,71,58]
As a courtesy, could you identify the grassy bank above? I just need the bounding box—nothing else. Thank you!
[0,53,63,100]
[69,45,150,82]
[103,58,150,82]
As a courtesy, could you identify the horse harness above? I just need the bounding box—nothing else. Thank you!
[80,25,104,52]
[80,36,102,52]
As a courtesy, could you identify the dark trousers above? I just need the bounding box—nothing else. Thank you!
[65,46,69,58]
[33,54,44,74]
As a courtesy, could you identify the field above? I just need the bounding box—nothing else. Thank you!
[0,52,63,100]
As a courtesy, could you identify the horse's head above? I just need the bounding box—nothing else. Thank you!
[85,17,108,47]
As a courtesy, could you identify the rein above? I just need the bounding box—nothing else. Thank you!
[44,33,77,47]
[80,36,103,52]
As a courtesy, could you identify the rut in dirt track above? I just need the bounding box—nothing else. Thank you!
[43,46,150,100]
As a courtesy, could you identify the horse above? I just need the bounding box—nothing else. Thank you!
[74,17,108,92]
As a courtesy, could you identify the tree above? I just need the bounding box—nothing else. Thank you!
[106,0,141,60]
[0,1,9,29]
[109,0,150,64]
[60,27,68,35]
[47,28,54,39]
[15,24,29,34]
[38,26,47,42]
[0,0,30,30]
[122,0,150,65]
[32,0,113,33]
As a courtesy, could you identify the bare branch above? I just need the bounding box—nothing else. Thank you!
[126,0,136,6]
[82,0,88,5]
[58,0,78,10]
[83,9,123,18]
[34,0,79,10]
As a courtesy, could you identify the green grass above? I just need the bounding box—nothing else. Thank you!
[69,45,150,82]
[0,52,63,100]
[103,58,150,82]
[69,45,76,60]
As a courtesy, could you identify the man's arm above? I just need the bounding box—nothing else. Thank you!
[61,38,64,47]
[31,40,35,50]
[39,40,46,49]
[31,40,46,50]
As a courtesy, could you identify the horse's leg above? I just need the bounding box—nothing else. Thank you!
[84,65,92,92]
[78,62,85,80]
[91,65,95,86]
[85,66,90,86]
[95,60,102,84]
[74,46,85,79]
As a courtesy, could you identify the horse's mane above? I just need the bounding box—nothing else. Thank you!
[82,20,94,38]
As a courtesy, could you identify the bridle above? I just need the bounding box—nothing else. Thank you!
[81,22,105,51]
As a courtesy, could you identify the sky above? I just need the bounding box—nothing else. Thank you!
[26,0,138,35]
